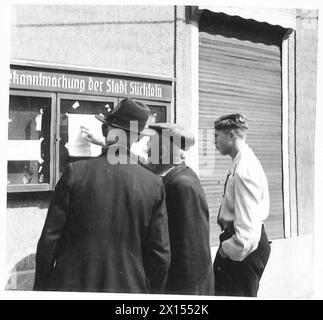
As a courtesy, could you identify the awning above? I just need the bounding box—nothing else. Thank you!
[198,6,296,29]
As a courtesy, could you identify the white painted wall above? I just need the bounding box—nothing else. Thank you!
[11,5,175,77]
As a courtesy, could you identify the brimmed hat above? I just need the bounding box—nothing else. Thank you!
[95,98,155,135]
[148,122,195,151]
[214,113,248,131]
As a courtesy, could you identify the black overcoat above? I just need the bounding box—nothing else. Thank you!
[34,154,170,293]
[163,164,214,295]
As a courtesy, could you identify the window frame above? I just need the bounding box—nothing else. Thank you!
[7,90,56,193]
[282,30,298,238]
[55,93,118,185]
[8,72,173,193]
[132,98,172,123]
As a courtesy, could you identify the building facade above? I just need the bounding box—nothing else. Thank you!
[6,5,319,298]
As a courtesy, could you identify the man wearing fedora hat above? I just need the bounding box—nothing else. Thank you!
[80,104,157,163]
[142,123,214,295]
[34,98,170,293]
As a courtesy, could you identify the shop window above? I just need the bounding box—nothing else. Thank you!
[58,96,115,177]
[8,90,171,193]
[8,93,53,191]
[7,91,117,192]
[146,104,167,124]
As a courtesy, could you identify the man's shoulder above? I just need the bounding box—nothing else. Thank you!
[166,166,200,190]
[236,149,266,180]
[134,164,163,184]
[66,158,164,191]
[68,156,103,170]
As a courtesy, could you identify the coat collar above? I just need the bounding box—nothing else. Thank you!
[104,144,138,164]
[162,162,187,185]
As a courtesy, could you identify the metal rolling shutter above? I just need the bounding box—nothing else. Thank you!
[199,31,284,245]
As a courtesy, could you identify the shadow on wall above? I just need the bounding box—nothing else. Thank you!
[5,253,36,291]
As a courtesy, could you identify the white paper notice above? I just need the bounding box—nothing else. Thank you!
[131,136,150,163]
[66,114,102,157]
[7,139,43,162]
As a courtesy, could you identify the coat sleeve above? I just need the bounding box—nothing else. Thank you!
[143,184,170,294]
[33,163,73,291]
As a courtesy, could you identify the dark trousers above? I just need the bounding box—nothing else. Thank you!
[213,225,271,297]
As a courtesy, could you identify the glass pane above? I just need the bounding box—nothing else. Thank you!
[147,105,166,124]
[8,95,51,185]
[59,99,114,176]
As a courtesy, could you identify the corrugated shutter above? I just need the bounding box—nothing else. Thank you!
[199,31,284,245]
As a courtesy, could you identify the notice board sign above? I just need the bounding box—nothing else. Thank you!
[10,65,173,102]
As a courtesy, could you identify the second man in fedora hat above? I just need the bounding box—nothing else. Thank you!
[34,98,171,293]
[143,123,214,295]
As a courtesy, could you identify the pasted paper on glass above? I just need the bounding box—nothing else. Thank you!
[66,113,102,157]
[7,139,43,163]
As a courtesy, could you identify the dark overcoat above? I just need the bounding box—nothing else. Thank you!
[163,164,214,295]
[34,154,170,293]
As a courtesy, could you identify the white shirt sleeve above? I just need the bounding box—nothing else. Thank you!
[221,169,263,261]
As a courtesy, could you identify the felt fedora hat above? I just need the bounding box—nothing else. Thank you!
[95,98,154,135]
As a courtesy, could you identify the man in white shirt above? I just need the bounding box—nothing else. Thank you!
[213,113,271,297]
